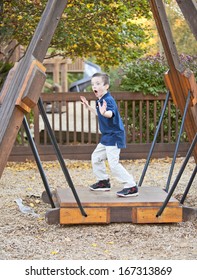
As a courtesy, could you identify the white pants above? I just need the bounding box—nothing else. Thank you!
[91,143,136,188]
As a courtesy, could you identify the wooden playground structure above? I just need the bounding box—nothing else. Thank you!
[43,56,84,92]
[0,0,196,225]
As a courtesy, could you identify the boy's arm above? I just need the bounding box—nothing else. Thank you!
[98,99,113,118]
[80,96,97,115]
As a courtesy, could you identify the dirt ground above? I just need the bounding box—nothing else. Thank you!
[0,157,196,260]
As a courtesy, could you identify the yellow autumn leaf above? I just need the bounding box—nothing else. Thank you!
[86,3,94,9]
[51,251,58,255]
[98,29,104,35]
[109,3,120,8]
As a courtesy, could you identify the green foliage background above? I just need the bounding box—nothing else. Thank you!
[115,54,197,143]
[120,54,197,95]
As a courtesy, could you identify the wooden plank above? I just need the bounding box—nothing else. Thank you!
[41,92,169,102]
[182,206,197,221]
[110,207,133,223]
[60,207,110,224]
[41,190,58,205]
[26,0,68,62]
[56,186,180,208]
[132,206,182,223]
[16,100,31,114]
[149,0,181,72]
[150,0,197,162]
[164,72,178,106]
[15,59,40,110]
[22,60,46,108]
[185,71,197,106]
[0,107,25,176]
[45,208,60,225]
[8,142,190,162]
[176,0,197,41]
[55,186,183,224]
[0,63,18,105]
[0,0,68,178]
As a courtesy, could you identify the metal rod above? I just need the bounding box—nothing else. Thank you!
[165,90,191,192]
[38,98,87,217]
[180,164,197,204]
[23,116,55,208]
[156,133,197,217]
[138,90,170,186]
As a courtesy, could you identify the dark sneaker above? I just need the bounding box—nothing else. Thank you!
[116,186,138,197]
[90,179,111,191]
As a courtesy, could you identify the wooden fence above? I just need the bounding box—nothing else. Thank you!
[9,92,189,161]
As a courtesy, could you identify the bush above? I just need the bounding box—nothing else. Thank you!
[120,53,197,96]
[0,61,13,90]
[118,54,197,143]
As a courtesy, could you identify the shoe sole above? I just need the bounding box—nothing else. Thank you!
[116,192,139,197]
[89,187,111,191]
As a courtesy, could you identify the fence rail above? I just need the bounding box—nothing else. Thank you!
[9,91,189,161]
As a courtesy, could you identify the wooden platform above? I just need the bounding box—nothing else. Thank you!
[45,186,183,225]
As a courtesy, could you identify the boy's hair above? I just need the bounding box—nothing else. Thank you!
[92,73,110,86]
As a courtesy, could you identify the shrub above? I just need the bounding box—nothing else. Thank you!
[120,53,197,96]
[0,61,13,90]
[118,54,197,143]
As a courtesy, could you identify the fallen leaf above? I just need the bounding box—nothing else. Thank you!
[51,251,58,255]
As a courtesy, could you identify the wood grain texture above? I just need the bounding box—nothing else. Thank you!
[47,186,184,225]
[131,206,182,223]
[60,208,109,224]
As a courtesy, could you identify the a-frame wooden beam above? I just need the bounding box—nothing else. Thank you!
[149,0,197,162]
[0,0,68,178]
[176,0,197,41]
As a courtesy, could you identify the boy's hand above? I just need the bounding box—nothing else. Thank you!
[80,96,89,108]
[98,99,107,115]
[80,95,97,115]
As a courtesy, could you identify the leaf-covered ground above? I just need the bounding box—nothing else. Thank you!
[0,157,196,260]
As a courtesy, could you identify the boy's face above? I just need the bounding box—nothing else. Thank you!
[91,76,109,99]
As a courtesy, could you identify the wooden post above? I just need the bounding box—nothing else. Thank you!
[176,0,197,41]
[149,0,197,162]
[0,0,68,177]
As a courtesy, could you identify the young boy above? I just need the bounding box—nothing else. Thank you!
[80,73,138,197]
